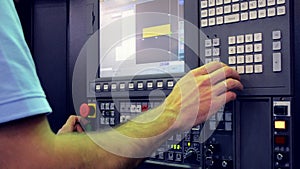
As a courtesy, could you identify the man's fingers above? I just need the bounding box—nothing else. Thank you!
[191,62,226,76]
[208,66,241,85]
[213,78,244,96]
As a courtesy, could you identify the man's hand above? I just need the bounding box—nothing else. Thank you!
[165,62,243,131]
[57,115,86,134]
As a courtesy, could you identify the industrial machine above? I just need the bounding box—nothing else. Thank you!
[68,0,300,168]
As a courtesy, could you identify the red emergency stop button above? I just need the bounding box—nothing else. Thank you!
[80,103,90,118]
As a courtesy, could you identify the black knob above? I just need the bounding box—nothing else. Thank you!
[205,157,214,167]
[276,153,284,161]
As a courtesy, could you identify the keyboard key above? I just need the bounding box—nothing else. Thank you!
[268,8,276,17]
[258,9,267,18]
[241,2,249,11]
[258,0,267,8]
[277,6,286,16]
[245,54,254,63]
[245,34,253,43]
[249,1,257,9]
[250,11,258,20]
[225,14,240,24]
[254,54,263,63]
[241,12,249,21]
[216,6,224,15]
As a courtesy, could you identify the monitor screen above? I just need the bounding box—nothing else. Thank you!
[99,0,185,78]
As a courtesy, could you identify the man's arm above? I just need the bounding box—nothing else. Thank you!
[0,62,243,169]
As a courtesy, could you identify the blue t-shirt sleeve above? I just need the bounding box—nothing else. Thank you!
[0,0,52,123]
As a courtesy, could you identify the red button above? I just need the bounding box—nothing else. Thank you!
[80,103,90,118]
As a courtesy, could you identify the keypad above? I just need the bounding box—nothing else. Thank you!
[200,0,286,27]
[228,32,264,74]
[205,37,221,64]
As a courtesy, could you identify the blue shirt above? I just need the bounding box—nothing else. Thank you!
[0,0,52,123]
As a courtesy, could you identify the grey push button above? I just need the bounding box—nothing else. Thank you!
[157,81,164,88]
[273,53,282,72]
[119,83,126,90]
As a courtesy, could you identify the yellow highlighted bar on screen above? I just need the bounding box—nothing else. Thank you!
[142,24,171,38]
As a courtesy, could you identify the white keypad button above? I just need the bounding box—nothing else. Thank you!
[273,53,282,72]
[237,35,245,44]
[120,83,126,90]
[205,39,212,47]
[241,12,249,21]
[237,66,245,74]
[201,10,208,18]
[254,43,263,52]
[225,14,240,24]
[147,82,153,88]
[245,54,254,63]
[232,0,239,2]
[209,8,216,16]
[258,0,267,8]
[205,58,213,63]
[209,18,216,26]
[249,1,257,9]
[277,6,286,16]
[216,0,223,5]
[272,30,281,40]
[250,11,258,20]
[254,33,263,42]
[254,64,263,73]
[277,0,285,5]
[111,84,117,90]
[268,8,276,17]
[205,49,213,57]
[224,0,231,4]
[267,0,276,6]
[213,57,221,62]
[167,81,174,88]
[245,34,253,43]
[216,7,224,15]
[128,83,134,89]
[228,56,236,64]
[246,65,254,74]
[246,44,254,53]
[137,82,144,89]
[201,1,208,8]
[201,19,208,27]
[224,5,231,14]
[228,36,236,45]
[230,66,237,71]
[258,9,267,18]
[213,38,220,46]
[209,0,215,7]
[157,81,163,88]
[237,55,245,64]
[237,45,245,54]
[241,2,249,11]
[217,16,224,25]
[254,54,263,62]
[213,48,220,56]
[273,41,282,50]
[228,46,237,54]
[232,4,240,12]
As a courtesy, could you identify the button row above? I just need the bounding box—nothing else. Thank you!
[201,6,285,27]
[272,30,282,72]
[205,38,221,64]
[95,80,176,92]
[201,0,286,9]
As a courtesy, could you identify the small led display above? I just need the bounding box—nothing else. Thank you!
[275,121,286,130]
[275,135,288,145]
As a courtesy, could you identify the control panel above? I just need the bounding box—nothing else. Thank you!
[69,0,299,168]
